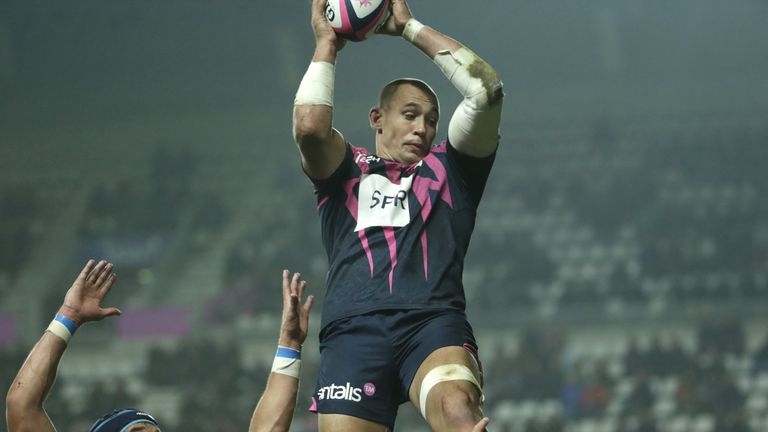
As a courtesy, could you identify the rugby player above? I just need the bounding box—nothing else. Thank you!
[292,0,504,430]
[6,260,313,432]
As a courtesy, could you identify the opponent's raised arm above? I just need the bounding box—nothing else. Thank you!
[249,270,314,432]
[6,260,120,432]
[293,0,348,180]
[378,0,504,158]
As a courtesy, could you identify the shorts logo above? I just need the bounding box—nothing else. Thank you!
[364,382,376,397]
[355,173,413,231]
[317,382,363,402]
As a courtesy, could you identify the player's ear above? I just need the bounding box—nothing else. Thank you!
[369,106,383,132]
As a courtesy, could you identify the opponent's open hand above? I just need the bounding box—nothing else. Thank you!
[376,0,414,36]
[278,270,314,350]
[59,260,121,324]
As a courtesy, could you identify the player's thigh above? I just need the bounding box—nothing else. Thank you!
[408,345,483,415]
[319,413,390,432]
[313,314,401,428]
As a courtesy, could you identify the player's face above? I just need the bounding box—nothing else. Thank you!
[374,84,439,164]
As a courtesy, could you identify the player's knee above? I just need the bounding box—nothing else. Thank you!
[433,385,481,430]
[440,384,476,412]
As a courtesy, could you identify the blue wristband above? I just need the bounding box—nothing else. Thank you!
[55,314,79,335]
[276,346,301,360]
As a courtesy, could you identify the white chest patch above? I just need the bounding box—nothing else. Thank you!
[355,173,414,232]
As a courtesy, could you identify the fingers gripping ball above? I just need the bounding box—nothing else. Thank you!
[326,0,390,41]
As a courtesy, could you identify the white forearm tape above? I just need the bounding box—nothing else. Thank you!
[419,364,484,420]
[434,47,499,109]
[446,96,503,157]
[434,47,503,156]
[402,18,425,43]
[294,61,335,107]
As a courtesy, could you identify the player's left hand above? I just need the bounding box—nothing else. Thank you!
[278,270,314,350]
[59,259,121,325]
[376,0,414,36]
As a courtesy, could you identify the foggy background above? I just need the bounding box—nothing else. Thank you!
[1,0,768,430]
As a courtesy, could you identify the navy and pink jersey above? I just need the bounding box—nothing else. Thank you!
[311,140,495,330]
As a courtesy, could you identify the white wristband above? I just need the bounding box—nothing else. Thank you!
[294,61,335,107]
[271,346,301,378]
[402,18,425,44]
[46,314,79,344]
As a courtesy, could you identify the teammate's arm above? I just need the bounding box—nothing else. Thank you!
[249,270,314,432]
[378,0,504,159]
[293,0,348,180]
[6,260,120,432]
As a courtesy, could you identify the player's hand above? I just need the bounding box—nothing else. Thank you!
[278,270,314,350]
[471,417,490,432]
[312,0,346,52]
[376,0,414,36]
[59,260,121,325]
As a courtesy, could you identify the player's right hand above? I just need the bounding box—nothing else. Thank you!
[311,0,346,52]
[278,270,314,350]
[59,259,121,325]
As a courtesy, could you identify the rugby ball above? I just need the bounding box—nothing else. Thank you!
[325,0,390,41]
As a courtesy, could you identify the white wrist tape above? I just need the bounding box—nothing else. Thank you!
[294,61,335,107]
[271,346,301,378]
[46,314,79,344]
[402,18,425,43]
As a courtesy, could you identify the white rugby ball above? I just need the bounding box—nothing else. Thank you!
[325,0,390,41]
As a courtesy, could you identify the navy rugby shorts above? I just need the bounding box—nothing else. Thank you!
[309,309,481,429]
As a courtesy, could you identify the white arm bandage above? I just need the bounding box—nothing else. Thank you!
[294,61,335,107]
[434,47,504,158]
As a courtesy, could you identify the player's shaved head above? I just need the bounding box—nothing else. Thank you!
[379,78,440,115]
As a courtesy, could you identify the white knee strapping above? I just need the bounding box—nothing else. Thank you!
[418,364,484,420]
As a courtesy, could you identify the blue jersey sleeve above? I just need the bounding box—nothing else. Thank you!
[446,141,496,208]
[311,143,356,196]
